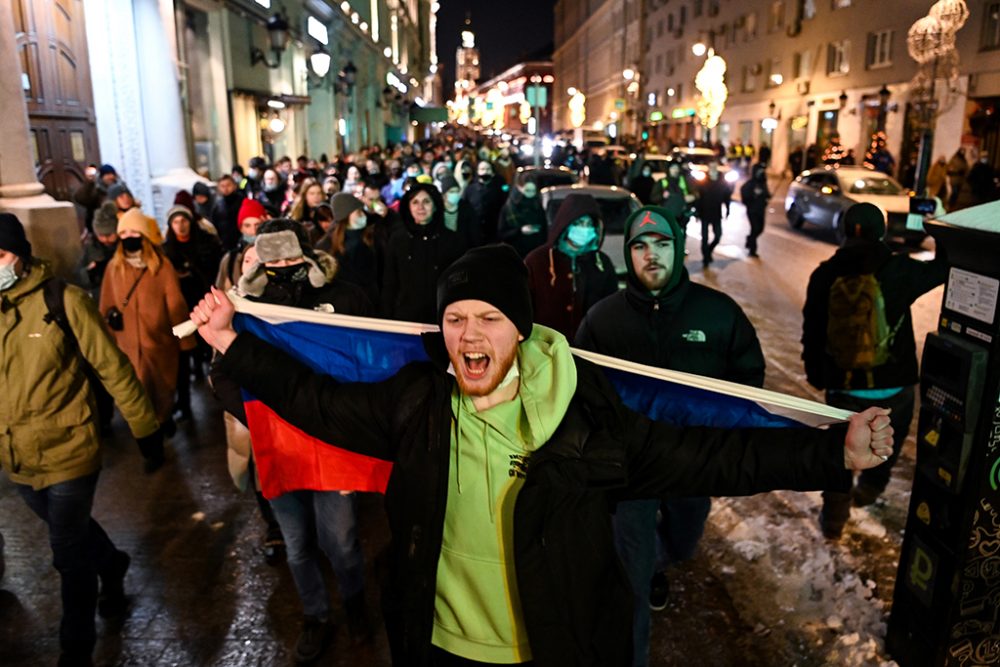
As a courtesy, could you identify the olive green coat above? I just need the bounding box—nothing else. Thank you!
[0,261,159,490]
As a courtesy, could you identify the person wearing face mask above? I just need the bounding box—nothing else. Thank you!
[575,206,765,667]
[316,193,380,304]
[381,183,466,322]
[649,162,697,230]
[365,158,388,190]
[210,174,246,251]
[523,193,619,338]
[629,163,656,205]
[498,175,547,258]
[163,205,223,420]
[242,156,267,197]
[76,202,120,300]
[462,160,509,243]
[214,218,374,659]
[454,158,475,195]
[495,146,516,185]
[439,175,483,250]
[0,213,165,667]
[257,168,288,217]
[100,208,195,434]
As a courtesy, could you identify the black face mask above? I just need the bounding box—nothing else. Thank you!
[479,174,493,183]
[265,263,309,284]
[461,171,473,180]
[121,236,143,253]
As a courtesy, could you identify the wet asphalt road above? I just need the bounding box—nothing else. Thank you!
[0,178,944,666]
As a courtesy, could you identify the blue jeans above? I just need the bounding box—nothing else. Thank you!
[16,472,118,652]
[269,490,365,617]
[613,496,711,667]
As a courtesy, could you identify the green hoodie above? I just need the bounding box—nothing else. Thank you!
[432,324,577,662]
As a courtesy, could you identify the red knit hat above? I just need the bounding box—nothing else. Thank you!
[237,198,267,226]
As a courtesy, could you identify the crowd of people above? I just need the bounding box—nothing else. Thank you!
[0,129,949,667]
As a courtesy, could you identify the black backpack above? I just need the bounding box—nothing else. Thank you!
[41,278,100,380]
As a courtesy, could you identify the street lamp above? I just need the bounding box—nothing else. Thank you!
[309,47,332,79]
[877,84,891,132]
[692,41,707,57]
[838,90,849,109]
[250,12,290,69]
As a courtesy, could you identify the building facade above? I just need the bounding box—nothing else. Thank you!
[2,0,436,273]
[470,62,556,137]
[555,0,1000,177]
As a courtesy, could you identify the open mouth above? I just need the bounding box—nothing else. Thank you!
[462,352,491,378]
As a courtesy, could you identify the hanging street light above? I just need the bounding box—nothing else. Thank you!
[694,53,728,139]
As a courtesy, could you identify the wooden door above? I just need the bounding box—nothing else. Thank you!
[13,0,99,202]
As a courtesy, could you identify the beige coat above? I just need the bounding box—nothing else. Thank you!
[100,257,194,422]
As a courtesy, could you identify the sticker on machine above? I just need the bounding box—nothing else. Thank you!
[945,268,999,325]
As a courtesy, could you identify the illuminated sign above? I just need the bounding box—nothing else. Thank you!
[671,108,696,119]
[649,110,664,122]
[790,115,809,130]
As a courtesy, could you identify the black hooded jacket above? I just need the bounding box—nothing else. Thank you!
[381,184,467,323]
[524,193,619,339]
[498,189,548,258]
[802,240,948,390]
[461,172,508,242]
[576,206,765,385]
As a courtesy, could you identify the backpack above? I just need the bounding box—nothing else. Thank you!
[825,272,903,386]
[42,278,97,377]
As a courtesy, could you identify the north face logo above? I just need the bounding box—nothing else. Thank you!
[681,330,707,342]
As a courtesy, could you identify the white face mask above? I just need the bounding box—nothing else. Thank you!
[348,213,367,230]
[0,262,19,291]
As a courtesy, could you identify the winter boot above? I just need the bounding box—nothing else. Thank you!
[345,592,372,644]
[820,490,851,540]
[294,615,332,663]
[649,571,669,611]
[58,641,94,667]
[97,550,130,618]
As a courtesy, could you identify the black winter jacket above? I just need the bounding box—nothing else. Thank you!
[462,177,508,242]
[218,331,850,667]
[802,241,948,390]
[381,184,467,323]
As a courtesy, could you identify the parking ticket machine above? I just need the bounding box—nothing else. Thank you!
[886,212,1000,666]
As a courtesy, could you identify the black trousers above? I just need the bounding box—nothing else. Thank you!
[746,211,765,254]
[431,646,534,666]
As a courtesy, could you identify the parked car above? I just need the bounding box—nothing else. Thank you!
[514,165,580,190]
[670,147,740,184]
[540,184,643,275]
[785,165,932,244]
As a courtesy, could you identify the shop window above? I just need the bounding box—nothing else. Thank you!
[766,58,782,88]
[742,66,758,93]
[867,30,893,68]
[745,12,758,40]
[694,0,704,18]
[982,2,1000,51]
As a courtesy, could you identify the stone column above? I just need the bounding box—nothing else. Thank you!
[84,0,207,223]
[0,2,80,277]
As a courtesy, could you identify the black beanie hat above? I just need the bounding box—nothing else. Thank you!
[842,202,885,242]
[437,244,533,339]
[0,213,31,261]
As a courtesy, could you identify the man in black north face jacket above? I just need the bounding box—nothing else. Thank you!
[190,245,894,667]
[575,205,765,666]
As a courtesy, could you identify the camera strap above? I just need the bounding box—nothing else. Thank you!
[122,267,147,307]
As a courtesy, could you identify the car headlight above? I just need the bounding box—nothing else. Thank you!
[691,170,706,181]
[520,144,535,157]
[724,170,739,183]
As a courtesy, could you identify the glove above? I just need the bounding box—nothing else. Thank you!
[136,428,165,475]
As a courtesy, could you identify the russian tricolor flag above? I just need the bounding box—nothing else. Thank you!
[223,294,850,500]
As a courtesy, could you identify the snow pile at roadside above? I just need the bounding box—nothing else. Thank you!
[704,491,901,666]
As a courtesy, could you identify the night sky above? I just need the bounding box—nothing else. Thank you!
[436,0,555,96]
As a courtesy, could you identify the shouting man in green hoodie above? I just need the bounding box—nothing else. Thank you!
[193,244,894,667]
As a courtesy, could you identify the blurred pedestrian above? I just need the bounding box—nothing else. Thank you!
[925,155,951,201]
[76,202,119,299]
[73,164,118,234]
[319,193,380,304]
[210,174,246,251]
[257,169,287,217]
[100,208,194,433]
[0,213,163,667]
[741,164,771,258]
[462,160,508,242]
[576,206,765,667]
[629,162,656,205]
[946,148,968,209]
[694,162,732,268]
[381,183,466,323]
[967,152,999,205]
[498,175,547,258]
[650,162,697,231]
[524,193,618,338]
[439,175,482,250]
[802,203,948,539]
